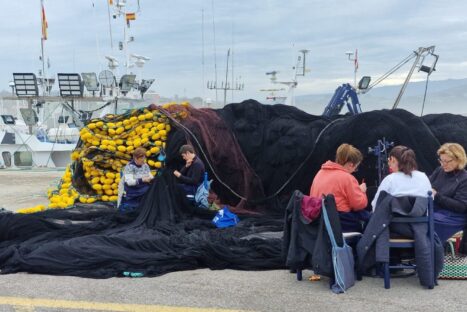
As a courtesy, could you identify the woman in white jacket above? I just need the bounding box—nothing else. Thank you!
[372,145,431,211]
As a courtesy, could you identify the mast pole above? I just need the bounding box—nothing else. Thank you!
[202,9,205,106]
[223,49,230,106]
[107,0,114,49]
[40,0,47,95]
[211,0,218,105]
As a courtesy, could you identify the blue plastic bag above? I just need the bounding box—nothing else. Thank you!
[212,206,239,228]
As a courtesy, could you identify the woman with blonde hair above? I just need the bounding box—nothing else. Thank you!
[430,143,467,243]
[310,143,369,232]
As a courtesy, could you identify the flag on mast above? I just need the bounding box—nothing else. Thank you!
[126,13,136,21]
[126,12,136,26]
[354,49,358,71]
[41,2,48,40]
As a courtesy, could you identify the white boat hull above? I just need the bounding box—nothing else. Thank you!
[0,130,75,168]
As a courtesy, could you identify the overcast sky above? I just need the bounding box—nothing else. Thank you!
[1,0,466,103]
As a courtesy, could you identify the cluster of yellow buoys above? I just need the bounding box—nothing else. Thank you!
[17,205,46,214]
[47,165,80,208]
[41,102,190,211]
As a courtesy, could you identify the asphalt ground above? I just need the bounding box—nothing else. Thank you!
[0,170,466,312]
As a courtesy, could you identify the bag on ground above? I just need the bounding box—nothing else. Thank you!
[212,206,239,228]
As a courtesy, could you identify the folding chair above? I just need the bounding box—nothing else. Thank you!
[382,191,436,289]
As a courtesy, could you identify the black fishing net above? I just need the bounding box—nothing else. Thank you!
[216,101,329,208]
[0,171,283,278]
[1,100,466,278]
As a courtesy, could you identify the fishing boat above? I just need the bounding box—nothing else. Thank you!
[0,0,155,169]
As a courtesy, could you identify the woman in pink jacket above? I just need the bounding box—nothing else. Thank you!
[310,143,369,232]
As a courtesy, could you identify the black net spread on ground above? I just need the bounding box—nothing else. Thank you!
[1,99,466,278]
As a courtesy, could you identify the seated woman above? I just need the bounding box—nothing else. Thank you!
[173,144,206,197]
[359,146,442,285]
[310,143,369,232]
[371,145,431,210]
[430,143,467,243]
[119,147,153,212]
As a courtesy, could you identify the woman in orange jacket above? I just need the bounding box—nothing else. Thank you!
[310,143,369,232]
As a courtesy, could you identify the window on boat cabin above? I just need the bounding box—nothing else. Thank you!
[1,115,15,125]
[58,116,69,124]
[14,152,33,167]
[2,152,11,167]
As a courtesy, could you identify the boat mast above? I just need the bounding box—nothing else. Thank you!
[123,7,129,74]
[40,0,47,96]
[201,8,206,106]
[211,0,218,104]
[223,49,230,105]
[107,0,114,50]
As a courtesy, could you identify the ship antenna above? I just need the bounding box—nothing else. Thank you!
[211,0,218,104]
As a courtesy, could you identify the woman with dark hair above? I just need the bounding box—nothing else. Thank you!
[173,144,206,196]
[371,145,431,210]
[310,143,369,232]
[430,143,467,243]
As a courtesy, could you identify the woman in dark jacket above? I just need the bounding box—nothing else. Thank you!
[430,143,467,243]
[173,144,206,196]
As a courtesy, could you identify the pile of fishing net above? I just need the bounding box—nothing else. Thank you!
[17,103,189,214]
[0,172,284,278]
[2,99,467,278]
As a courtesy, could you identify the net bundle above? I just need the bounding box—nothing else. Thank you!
[44,103,189,211]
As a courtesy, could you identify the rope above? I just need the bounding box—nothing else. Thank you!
[161,108,342,204]
[76,99,114,114]
[256,118,345,202]
[160,109,248,200]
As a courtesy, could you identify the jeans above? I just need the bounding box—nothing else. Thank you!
[119,197,141,213]
[433,208,466,243]
[339,210,371,233]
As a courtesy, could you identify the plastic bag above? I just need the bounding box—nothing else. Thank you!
[212,206,239,228]
[195,178,211,209]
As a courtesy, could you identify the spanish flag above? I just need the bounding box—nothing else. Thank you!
[125,12,136,21]
[41,3,48,40]
[126,12,136,26]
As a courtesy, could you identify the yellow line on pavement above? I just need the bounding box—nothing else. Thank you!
[0,296,252,312]
[13,306,34,312]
